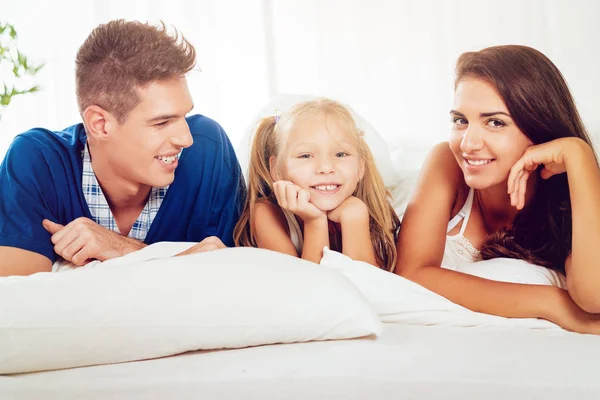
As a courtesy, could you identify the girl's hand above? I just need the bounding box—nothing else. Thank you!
[327,196,369,224]
[273,180,324,222]
[507,138,587,210]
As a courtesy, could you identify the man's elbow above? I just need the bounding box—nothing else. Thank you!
[0,247,53,277]
[0,264,52,277]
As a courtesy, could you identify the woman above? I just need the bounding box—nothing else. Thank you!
[396,45,600,334]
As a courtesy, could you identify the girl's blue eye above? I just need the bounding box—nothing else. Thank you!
[298,154,312,159]
[336,152,349,157]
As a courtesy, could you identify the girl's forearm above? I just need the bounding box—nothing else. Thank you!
[340,212,377,266]
[301,217,329,263]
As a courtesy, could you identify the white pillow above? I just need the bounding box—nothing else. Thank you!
[450,257,567,288]
[0,246,381,374]
[235,93,402,189]
[320,248,561,330]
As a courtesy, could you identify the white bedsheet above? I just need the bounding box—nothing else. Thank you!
[2,323,599,400]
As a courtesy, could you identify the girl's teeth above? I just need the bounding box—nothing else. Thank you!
[314,185,339,191]
[467,159,491,166]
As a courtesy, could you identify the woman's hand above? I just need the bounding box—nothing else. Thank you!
[327,196,369,224]
[273,180,325,222]
[507,137,590,210]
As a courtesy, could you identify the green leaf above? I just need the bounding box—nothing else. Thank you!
[0,94,11,107]
[0,22,43,108]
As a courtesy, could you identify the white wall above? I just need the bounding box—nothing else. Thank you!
[1,0,599,168]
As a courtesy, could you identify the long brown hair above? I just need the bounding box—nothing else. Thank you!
[455,45,597,274]
[233,98,400,271]
[76,19,196,123]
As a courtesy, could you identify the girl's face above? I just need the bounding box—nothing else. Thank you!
[273,114,365,211]
[449,78,533,190]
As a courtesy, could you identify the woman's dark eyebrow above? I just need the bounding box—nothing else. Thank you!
[480,111,511,118]
[450,110,511,118]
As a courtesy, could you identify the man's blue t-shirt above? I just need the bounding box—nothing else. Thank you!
[0,114,246,262]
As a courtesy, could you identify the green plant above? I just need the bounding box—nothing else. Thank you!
[0,22,43,120]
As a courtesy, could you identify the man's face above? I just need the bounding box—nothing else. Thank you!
[103,76,194,189]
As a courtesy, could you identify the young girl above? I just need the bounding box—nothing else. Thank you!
[234,98,400,271]
[396,45,600,333]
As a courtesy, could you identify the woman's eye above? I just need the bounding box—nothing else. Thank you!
[452,117,468,126]
[335,152,349,157]
[298,154,312,159]
[486,119,506,128]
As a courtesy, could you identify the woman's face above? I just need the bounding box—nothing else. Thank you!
[449,77,533,190]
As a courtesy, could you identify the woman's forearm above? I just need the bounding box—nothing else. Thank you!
[406,265,559,320]
[564,139,600,312]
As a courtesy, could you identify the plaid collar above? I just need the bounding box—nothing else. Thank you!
[81,143,168,241]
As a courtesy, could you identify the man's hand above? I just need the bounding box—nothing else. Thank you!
[42,218,145,266]
[176,236,227,256]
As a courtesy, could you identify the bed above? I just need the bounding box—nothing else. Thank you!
[2,322,599,400]
[1,244,599,399]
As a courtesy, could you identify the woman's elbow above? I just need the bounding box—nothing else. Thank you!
[395,262,421,281]
[568,279,600,314]
[574,295,600,314]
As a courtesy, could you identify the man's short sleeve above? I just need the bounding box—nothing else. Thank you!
[0,136,58,262]
[203,123,246,246]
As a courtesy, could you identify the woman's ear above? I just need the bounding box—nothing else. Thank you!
[269,156,281,181]
[83,105,114,141]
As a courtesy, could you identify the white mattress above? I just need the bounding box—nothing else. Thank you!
[2,323,599,400]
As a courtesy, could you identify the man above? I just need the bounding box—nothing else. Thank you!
[0,20,246,276]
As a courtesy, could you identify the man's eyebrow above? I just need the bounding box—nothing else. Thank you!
[147,105,194,123]
[148,114,178,123]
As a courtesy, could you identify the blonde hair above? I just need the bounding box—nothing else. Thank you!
[76,19,196,123]
[233,98,400,271]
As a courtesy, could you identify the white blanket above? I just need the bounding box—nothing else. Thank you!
[320,248,561,330]
[55,243,562,330]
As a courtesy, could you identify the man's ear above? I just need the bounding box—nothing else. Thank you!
[269,156,280,181]
[83,105,115,141]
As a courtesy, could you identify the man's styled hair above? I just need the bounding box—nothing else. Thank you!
[75,19,196,123]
